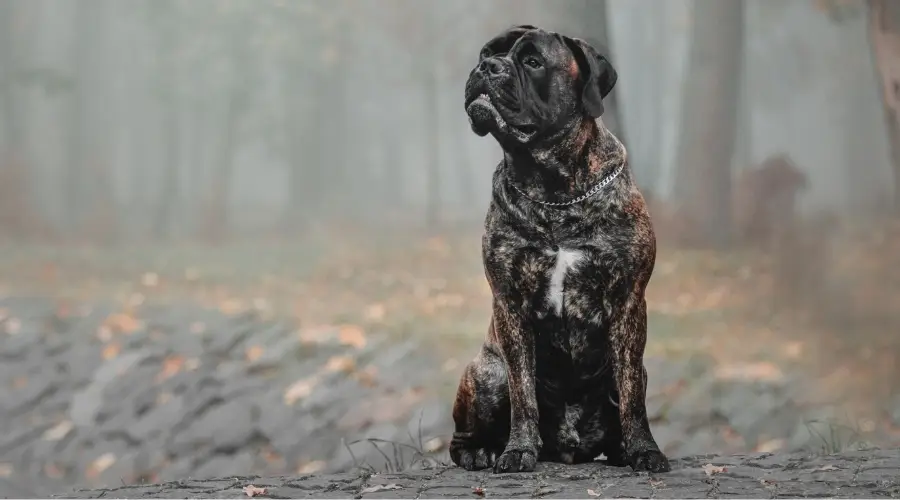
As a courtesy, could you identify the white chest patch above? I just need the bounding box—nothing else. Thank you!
[545,247,584,316]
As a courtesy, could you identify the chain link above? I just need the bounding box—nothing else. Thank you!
[511,163,625,207]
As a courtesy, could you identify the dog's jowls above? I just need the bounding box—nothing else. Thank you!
[450,25,670,474]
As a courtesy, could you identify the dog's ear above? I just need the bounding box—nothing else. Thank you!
[562,36,617,118]
[481,25,538,58]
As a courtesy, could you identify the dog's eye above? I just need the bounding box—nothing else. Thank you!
[523,56,542,69]
[479,48,491,60]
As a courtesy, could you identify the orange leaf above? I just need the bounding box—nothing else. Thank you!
[296,460,326,474]
[102,313,141,334]
[86,452,116,480]
[338,325,366,349]
[243,485,267,497]
[702,463,727,476]
[245,345,265,362]
[156,355,186,383]
[102,342,121,360]
[283,376,317,406]
[219,299,245,316]
[324,355,355,373]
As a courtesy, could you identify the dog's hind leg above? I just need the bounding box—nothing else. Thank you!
[450,343,510,470]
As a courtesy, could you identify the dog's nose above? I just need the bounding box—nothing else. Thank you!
[479,57,505,77]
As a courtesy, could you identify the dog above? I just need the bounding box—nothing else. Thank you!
[449,25,670,474]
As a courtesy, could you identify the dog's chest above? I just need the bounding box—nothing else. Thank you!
[541,246,585,318]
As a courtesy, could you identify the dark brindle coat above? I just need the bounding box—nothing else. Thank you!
[449,25,670,474]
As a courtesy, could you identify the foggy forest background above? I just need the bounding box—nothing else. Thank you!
[2,0,900,493]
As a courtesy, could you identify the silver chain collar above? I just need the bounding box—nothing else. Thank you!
[511,163,625,207]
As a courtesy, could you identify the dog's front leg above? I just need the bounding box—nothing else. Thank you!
[610,293,670,472]
[492,304,541,473]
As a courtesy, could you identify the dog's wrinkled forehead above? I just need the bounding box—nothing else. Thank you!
[480,26,574,69]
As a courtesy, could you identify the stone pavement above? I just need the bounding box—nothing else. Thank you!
[3,295,900,497]
[57,449,900,499]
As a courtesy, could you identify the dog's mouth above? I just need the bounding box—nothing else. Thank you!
[466,93,536,143]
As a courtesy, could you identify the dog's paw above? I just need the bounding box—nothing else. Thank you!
[449,433,495,471]
[630,449,670,473]
[452,447,495,471]
[493,449,537,473]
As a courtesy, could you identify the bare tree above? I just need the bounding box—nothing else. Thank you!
[148,0,184,240]
[868,0,900,214]
[575,0,627,147]
[673,0,744,248]
[0,0,30,237]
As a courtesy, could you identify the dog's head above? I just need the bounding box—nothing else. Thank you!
[464,25,617,148]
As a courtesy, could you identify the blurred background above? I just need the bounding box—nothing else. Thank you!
[1,0,899,496]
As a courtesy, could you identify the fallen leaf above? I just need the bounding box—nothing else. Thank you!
[324,355,356,373]
[283,376,318,406]
[353,365,378,387]
[338,324,367,349]
[42,420,74,441]
[298,326,333,344]
[102,313,141,334]
[189,321,206,334]
[360,484,402,494]
[424,437,443,453]
[472,486,485,497]
[219,299,245,316]
[260,447,283,465]
[12,376,27,389]
[245,345,265,362]
[86,452,116,479]
[814,464,839,471]
[296,460,326,474]
[102,342,121,360]
[755,438,785,453]
[243,485,267,497]
[0,463,12,477]
[587,489,602,497]
[156,355,186,383]
[702,463,727,476]
[714,362,783,382]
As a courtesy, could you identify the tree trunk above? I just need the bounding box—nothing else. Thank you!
[283,90,312,235]
[579,0,627,146]
[451,109,476,218]
[673,0,744,248]
[424,69,441,229]
[203,93,241,244]
[151,6,182,241]
[0,0,32,239]
[64,0,102,237]
[868,0,900,214]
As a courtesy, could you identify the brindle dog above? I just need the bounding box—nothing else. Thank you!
[449,26,670,474]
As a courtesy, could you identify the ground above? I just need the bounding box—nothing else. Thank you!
[57,449,900,499]
[1,225,899,497]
